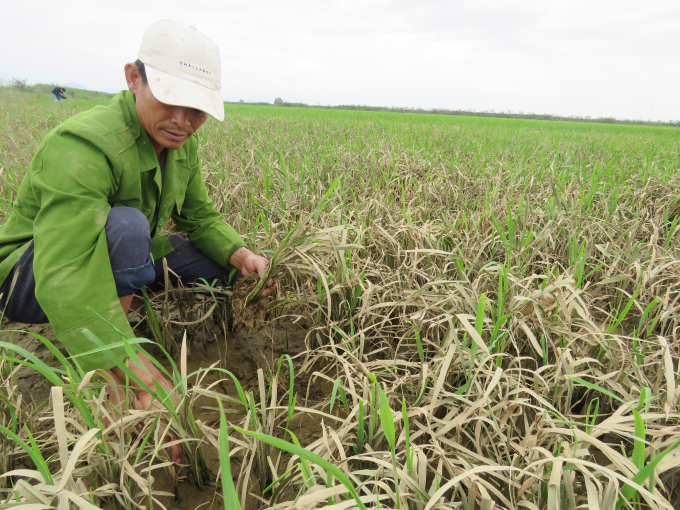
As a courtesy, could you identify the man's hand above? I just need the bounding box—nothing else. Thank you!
[107,354,182,464]
[229,247,277,298]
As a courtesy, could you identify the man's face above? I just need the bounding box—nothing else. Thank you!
[125,63,208,153]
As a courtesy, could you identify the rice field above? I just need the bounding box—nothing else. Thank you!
[1,91,680,510]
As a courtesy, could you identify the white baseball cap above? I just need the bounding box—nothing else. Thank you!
[138,20,225,121]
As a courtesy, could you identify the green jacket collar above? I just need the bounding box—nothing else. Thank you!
[113,91,156,172]
[110,91,192,224]
[113,90,188,173]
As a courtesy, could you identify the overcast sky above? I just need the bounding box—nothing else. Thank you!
[2,0,679,121]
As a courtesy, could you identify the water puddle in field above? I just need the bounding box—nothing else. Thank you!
[2,316,318,510]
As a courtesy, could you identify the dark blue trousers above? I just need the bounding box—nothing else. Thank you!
[0,207,240,324]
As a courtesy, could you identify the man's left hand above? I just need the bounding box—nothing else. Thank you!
[230,247,277,298]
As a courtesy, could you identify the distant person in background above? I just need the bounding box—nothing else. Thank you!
[51,87,66,101]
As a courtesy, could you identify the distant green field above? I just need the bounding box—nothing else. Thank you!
[226,101,680,134]
[1,93,680,509]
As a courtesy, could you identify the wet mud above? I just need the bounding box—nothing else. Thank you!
[2,313,315,510]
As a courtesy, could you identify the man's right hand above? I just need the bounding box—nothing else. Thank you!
[107,353,182,464]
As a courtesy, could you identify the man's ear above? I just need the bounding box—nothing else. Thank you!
[124,63,141,94]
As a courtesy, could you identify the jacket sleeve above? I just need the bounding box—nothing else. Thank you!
[171,149,246,269]
[32,131,133,372]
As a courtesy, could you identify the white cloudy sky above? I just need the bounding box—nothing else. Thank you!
[2,0,679,121]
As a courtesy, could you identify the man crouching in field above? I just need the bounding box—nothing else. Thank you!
[0,20,275,463]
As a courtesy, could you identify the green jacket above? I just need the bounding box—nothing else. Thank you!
[0,91,245,372]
